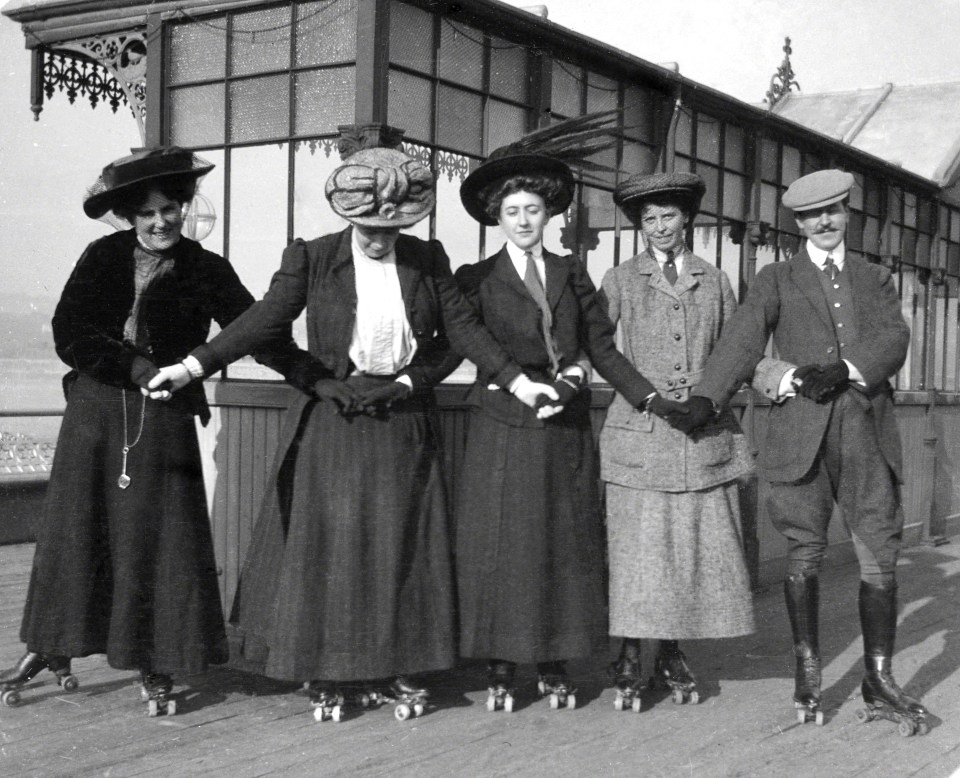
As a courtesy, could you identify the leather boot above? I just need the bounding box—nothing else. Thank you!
[784,572,821,710]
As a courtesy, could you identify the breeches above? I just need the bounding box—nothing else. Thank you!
[763,391,903,583]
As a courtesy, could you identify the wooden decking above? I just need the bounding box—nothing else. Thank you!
[2,539,960,777]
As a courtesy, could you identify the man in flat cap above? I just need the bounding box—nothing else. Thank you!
[689,169,928,733]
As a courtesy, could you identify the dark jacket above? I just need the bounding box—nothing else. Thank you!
[53,229,257,423]
[192,228,523,392]
[454,246,656,427]
[697,249,909,482]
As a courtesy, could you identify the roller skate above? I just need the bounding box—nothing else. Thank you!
[308,680,345,722]
[139,671,176,717]
[610,648,643,713]
[650,641,699,705]
[485,660,516,713]
[785,571,823,725]
[387,675,428,721]
[537,661,576,710]
[854,581,929,737]
[0,651,78,707]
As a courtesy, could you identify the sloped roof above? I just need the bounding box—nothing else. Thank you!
[770,83,960,187]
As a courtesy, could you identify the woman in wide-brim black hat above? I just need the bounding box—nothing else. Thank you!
[452,121,685,712]
[146,128,554,720]
[0,146,267,713]
[599,171,756,710]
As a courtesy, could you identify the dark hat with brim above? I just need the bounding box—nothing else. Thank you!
[325,147,435,229]
[460,152,575,226]
[83,147,214,219]
[782,169,854,212]
[614,171,706,218]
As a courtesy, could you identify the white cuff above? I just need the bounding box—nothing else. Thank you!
[181,354,205,380]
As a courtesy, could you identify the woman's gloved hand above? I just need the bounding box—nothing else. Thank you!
[313,378,360,414]
[356,381,412,415]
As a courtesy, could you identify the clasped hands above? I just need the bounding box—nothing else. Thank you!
[791,362,850,403]
[646,394,716,435]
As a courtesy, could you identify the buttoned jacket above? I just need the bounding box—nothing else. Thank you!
[697,249,909,482]
[598,250,754,492]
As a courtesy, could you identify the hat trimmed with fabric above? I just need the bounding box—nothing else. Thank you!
[614,171,706,219]
[83,147,214,219]
[325,147,435,228]
[782,169,854,211]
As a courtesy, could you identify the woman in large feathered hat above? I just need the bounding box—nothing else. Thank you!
[0,147,265,714]
[452,113,687,712]
[147,126,555,720]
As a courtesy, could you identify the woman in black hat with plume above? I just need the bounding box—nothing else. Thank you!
[147,129,556,722]
[0,147,264,714]
[454,116,688,712]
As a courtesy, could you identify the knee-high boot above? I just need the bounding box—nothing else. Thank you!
[784,572,821,710]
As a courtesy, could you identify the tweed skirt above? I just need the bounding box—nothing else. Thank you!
[606,481,754,639]
[21,374,227,675]
[232,394,456,682]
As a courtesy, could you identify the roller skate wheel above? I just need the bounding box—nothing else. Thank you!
[148,699,159,717]
[855,707,872,724]
[538,680,548,696]
[2,689,21,707]
[898,719,915,737]
[313,706,326,722]
[916,721,930,736]
[548,693,560,710]
[360,693,371,708]
[331,705,343,722]
[672,689,685,705]
[566,693,576,710]
[613,695,624,712]
[631,696,642,714]
[166,699,176,716]
[486,694,497,712]
[60,675,79,692]
[688,691,700,705]
[503,695,514,713]
[814,709,824,726]
[140,686,151,702]
[796,708,807,725]
[395,703,411,721]
[413,703,425,717]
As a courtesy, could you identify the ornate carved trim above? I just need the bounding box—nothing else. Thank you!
[764,37,800,109]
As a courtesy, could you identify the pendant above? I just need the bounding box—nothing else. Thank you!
[118,473,131,489]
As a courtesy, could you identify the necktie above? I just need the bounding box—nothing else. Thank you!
[523,251,560,374]
[663,250,678,285]
[823,255,837,281]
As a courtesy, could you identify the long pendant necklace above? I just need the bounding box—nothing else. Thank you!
[118,388,147,490]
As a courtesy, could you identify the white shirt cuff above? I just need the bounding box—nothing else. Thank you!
[181,354,205,380]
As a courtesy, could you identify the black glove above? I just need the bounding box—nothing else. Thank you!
[313,378,360,414]
[356,381,412,415]
[790,364,822,392]
[797,362,849,403]
[669,395,717,435]
[645,394,689,422]
[130,355,160,390]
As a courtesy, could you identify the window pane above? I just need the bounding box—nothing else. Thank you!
[903,191,917,227]
[437,85,482,155]
[864,216,880,255]
[388,69,433,143]
[848,172,864,211]
[439,19,483,90]
[295,0,358,66]
[582,185,617,289]
[294,67,356,136]
[169,84,226,146]
[486,99,527,155]
[551,60,581,118]
[586,71,618,114]
[696,115,720,165]
[293,139,349,241]
[434,150,480,272]
[760,137,779,182]
[489,39,528,103]
[724,124,746,172]
[781,145,801,184]
[229,74,290,143]
[623,86,657,145]
[230,6,292,77]
[698,164,720,216]
[621,141,657,179]
[720,224,741,295]
[192,149,226,257]
[759,182,779,224]
[169,22,226,83]
[722,171,746,220]
[390,1,434,74]
[675,109,693,157]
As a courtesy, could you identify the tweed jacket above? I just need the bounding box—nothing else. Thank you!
[598,250,754,492]
[697,248,909,483]
[53,229,256,424]
[193,228,523,395]
[454,246,656,428]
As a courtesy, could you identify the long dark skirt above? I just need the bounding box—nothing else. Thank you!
[20,374,227,675]
[455,401,608,664]
[232,392,456,682]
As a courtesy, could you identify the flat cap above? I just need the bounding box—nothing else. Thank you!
[613,171,706,215]
[782,169,854,211]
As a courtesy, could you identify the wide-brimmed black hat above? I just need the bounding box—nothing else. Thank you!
[83,147,214,219]
[614,171,706,220]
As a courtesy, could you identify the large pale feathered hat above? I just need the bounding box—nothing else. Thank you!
[460,110,621,226]
[325,124,435,229]
[83,146,214,219]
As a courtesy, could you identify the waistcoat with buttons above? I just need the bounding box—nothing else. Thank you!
[815,265,859,358]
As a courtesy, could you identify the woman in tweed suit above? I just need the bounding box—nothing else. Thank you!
[599,172,756,710]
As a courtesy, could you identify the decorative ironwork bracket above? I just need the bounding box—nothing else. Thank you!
[32,32,147,143]
[764,37,800,108]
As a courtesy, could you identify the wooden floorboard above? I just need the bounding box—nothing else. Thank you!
[1,540,960,777]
